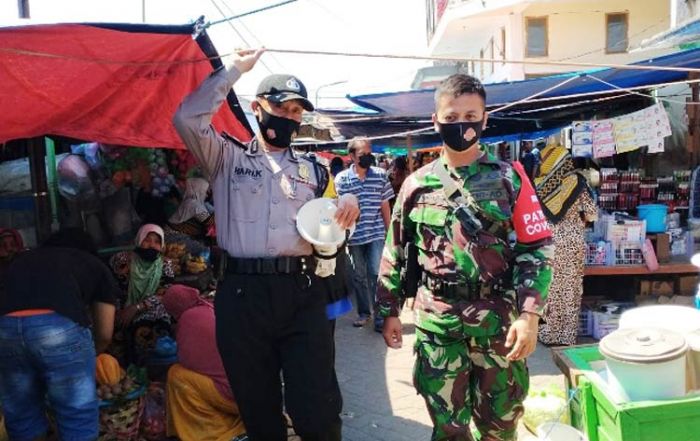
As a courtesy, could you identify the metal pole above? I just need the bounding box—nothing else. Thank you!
[28,138,51,243]
[314,80,348,108]
[142,0,146,23]
[17,0,30,18]
[44,137,59,230]
[407,136,414,172]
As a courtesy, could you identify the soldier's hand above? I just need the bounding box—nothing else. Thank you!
[382,316,403,349]
[335,194,360,230]
[231,48,265,74]
[505,312,539,361]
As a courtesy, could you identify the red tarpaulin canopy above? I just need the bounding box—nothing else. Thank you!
[0,20,253,148]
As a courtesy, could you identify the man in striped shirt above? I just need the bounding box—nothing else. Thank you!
[335,137,394,330]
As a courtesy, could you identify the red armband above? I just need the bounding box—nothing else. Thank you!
[511,161,552,243]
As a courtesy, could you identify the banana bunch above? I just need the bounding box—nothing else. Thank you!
[186,255,207,274]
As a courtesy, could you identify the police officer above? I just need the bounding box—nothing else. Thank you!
[173,49,358,441]
[377,74,554,441]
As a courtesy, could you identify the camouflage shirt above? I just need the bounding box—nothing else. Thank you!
[377,150,554,337]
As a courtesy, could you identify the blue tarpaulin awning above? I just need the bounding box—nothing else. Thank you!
[346,48,700,118]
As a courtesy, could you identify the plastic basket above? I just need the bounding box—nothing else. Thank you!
[592,310,623,340]
[585,241,613,266]
[578,308,593,337]
[614,241,644,265]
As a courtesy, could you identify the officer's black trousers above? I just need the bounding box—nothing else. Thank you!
[215,272,343,441]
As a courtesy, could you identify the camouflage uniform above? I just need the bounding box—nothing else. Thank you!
[377,150,554,441]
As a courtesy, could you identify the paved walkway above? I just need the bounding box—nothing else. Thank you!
[334,307,565,440]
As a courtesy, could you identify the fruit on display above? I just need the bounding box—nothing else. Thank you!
[96,373,139,401]
[96,354,123,386]
[185,255,207,274]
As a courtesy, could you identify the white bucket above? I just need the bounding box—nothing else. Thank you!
[536,422,587,441]
[619,305,700,335]
[685,329,700,391]
[600,328,688,401]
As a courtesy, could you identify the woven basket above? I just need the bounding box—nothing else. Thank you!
[98,394,145,441]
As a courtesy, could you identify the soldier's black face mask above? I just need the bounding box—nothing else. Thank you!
[436,120,483,152]
[357,154,373,169]
[257,106,300,148]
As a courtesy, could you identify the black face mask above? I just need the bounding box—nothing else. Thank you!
[257,107,300,148]
[357,154,373,169]
[135,247,160,262]
[436,120,484,152]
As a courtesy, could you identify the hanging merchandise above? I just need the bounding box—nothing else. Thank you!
[148,149,177,198]
[571,121,593,158]
[591,119,616,159]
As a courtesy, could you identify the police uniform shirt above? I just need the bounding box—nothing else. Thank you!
[173,66,323,258]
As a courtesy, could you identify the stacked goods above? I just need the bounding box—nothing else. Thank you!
[185,255,208,274]
[164,243,187,276]
[148,149,176,198]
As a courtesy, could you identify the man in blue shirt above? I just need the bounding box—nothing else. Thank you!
[335,137,394,331]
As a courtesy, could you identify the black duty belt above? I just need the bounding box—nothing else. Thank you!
[420,273,481,301]
[226,256,315,275]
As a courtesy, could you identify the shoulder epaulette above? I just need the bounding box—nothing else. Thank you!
[221,131,249,150]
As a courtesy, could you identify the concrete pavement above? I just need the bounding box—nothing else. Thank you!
[333,307,565,441]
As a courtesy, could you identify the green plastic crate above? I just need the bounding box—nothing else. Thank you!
[561,345,700,441]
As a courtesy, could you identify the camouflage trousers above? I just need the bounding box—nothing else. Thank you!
[413,328,529,441]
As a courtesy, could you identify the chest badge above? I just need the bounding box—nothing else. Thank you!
[298,163,311,181]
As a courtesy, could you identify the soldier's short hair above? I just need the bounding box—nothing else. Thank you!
[434,74,486,107]
[347,136,371,155]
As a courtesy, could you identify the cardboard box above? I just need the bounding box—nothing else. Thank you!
[639,279,674,296]
[679,275,699,296]
[651,233,670,263]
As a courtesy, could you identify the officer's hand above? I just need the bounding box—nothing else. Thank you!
[335,194,360,230]
[231,48,265,74]
[382,316,403,349]
[505,312,539,361]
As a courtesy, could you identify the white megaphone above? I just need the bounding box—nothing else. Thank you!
[296,197,355,277]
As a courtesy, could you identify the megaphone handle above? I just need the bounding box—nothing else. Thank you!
[311,230,351,260]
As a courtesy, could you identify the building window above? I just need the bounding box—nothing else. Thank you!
[606,12,629,53]
[525,16,548,57]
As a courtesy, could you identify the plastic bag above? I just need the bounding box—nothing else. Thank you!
[140,382,167,440]
[522,385,570,434]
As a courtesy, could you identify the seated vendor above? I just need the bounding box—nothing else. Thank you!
[167,177,214,240]
[161,284,246,441]
[0,228,25,287]
[109,224,174,364]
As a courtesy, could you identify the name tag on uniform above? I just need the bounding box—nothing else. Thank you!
[234,166,263,180]
[469,178,507,202]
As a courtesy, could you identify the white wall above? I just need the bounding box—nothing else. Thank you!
[437,0,671,83]
[520,0,671,78]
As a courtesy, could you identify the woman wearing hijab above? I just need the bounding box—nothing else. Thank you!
[168,178,214,239]
[534,146,598,345]
[161,285,246,441]
[109,224,174,363]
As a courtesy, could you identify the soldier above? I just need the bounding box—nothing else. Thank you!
[173,49,359,441]
[378,74,554,441]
